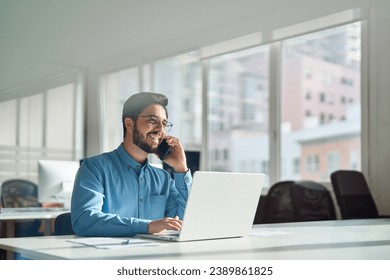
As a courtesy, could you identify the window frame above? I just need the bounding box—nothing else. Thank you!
[97,17,367,187]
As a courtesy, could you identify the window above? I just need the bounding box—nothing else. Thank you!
[349,149,360,169]
[313,154,320,171]
[0,81,84,183]
[328,151,340,172]
[99,51,202,163]
[320,112,326,124]
[293,158,300,174]
[207,45,270,178]
[281,22,361,181]
[305,90,312,100]
[100,67,140,152]
[261,160,269,175]
[303,67,312,79]
[97,21,362,186]
[320,92,326,103]
[0,100,17,147]
[154,51,202,152]
[306,156,312,172]
[46,85,75,150]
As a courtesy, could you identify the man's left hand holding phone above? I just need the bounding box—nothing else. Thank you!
[155,136,188,173]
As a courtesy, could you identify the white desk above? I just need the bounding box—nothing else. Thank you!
[0,209,67,259]
[0,210,67,236]
[0,219,389,260]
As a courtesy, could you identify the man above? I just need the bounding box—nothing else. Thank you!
[71,92,192,236]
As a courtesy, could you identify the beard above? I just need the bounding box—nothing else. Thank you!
[132,123,159,154]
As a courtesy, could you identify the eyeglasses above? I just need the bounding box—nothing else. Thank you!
[137,115,173,132]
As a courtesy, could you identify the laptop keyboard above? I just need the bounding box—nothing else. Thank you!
[162,230,180,236]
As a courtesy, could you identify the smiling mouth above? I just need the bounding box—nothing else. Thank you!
[148,132,161,144]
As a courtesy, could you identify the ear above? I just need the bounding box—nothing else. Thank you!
[124,117,134,131]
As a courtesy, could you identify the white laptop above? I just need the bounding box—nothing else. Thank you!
[137,171,265,242]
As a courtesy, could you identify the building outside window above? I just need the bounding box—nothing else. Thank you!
[207,45,270,183]
[154,51,202,153]
[281,22,361,181]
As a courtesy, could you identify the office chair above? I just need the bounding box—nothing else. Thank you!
[330,170,388,219]
[0,179,43,237]
[253,181,294,224]
[54,212,74,235]
[261,180,336,223]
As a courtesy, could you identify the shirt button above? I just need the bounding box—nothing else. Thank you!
[139,198,144,203]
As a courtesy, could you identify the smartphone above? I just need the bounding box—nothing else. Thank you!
[156,139,171,160]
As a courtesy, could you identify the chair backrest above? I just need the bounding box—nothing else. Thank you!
[54,212,75,235]
[1,179,41,208]
[330,170,379,219]
[0,179,42,237]
[262,180,336,223]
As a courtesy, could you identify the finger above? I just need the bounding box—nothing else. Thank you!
[166,222,182,231]
[165,137,179,146]
[163,217,182,224]
[165,218,182,227]
[164,219,182,231]
[167,140,177,147]
[162,222,180,231]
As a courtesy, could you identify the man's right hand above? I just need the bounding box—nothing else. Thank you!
[148,216,182,233]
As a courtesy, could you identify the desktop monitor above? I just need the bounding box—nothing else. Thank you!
[38,160,80,208]
[163,150,200,178]
[184,151,200,175]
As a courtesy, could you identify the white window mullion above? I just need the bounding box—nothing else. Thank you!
[201,59,209,171]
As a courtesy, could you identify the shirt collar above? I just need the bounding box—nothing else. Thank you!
[116,143,149,170]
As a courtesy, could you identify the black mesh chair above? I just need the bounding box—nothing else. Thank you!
[54,212,74,235]
[0,179,43,237]
[262,180,336,223]
[330,170,389,219]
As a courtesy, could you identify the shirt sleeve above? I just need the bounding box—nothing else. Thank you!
[164,170,192,219]
[71,159,150,237]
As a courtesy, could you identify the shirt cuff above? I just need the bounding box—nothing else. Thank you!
[173,169,192,185]
[131,218,151,234]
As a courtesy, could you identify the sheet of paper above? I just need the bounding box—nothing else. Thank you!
[250,229,291,237]
[67,237,162,249]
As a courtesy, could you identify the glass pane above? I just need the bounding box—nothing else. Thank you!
[142,63,151,92]
[0,99,17,181]
[154,51,202,151]
[0,99,17,146]
[100,67,140,152]
[0,81,83,183]
[46,84,75,150]
[207,46,270,182]
[281,22,361,181]
[19,93,44,148]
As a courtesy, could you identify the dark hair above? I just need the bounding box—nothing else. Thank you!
[122,92,169,137]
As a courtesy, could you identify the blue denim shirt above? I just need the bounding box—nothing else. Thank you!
[71,144,192,237]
